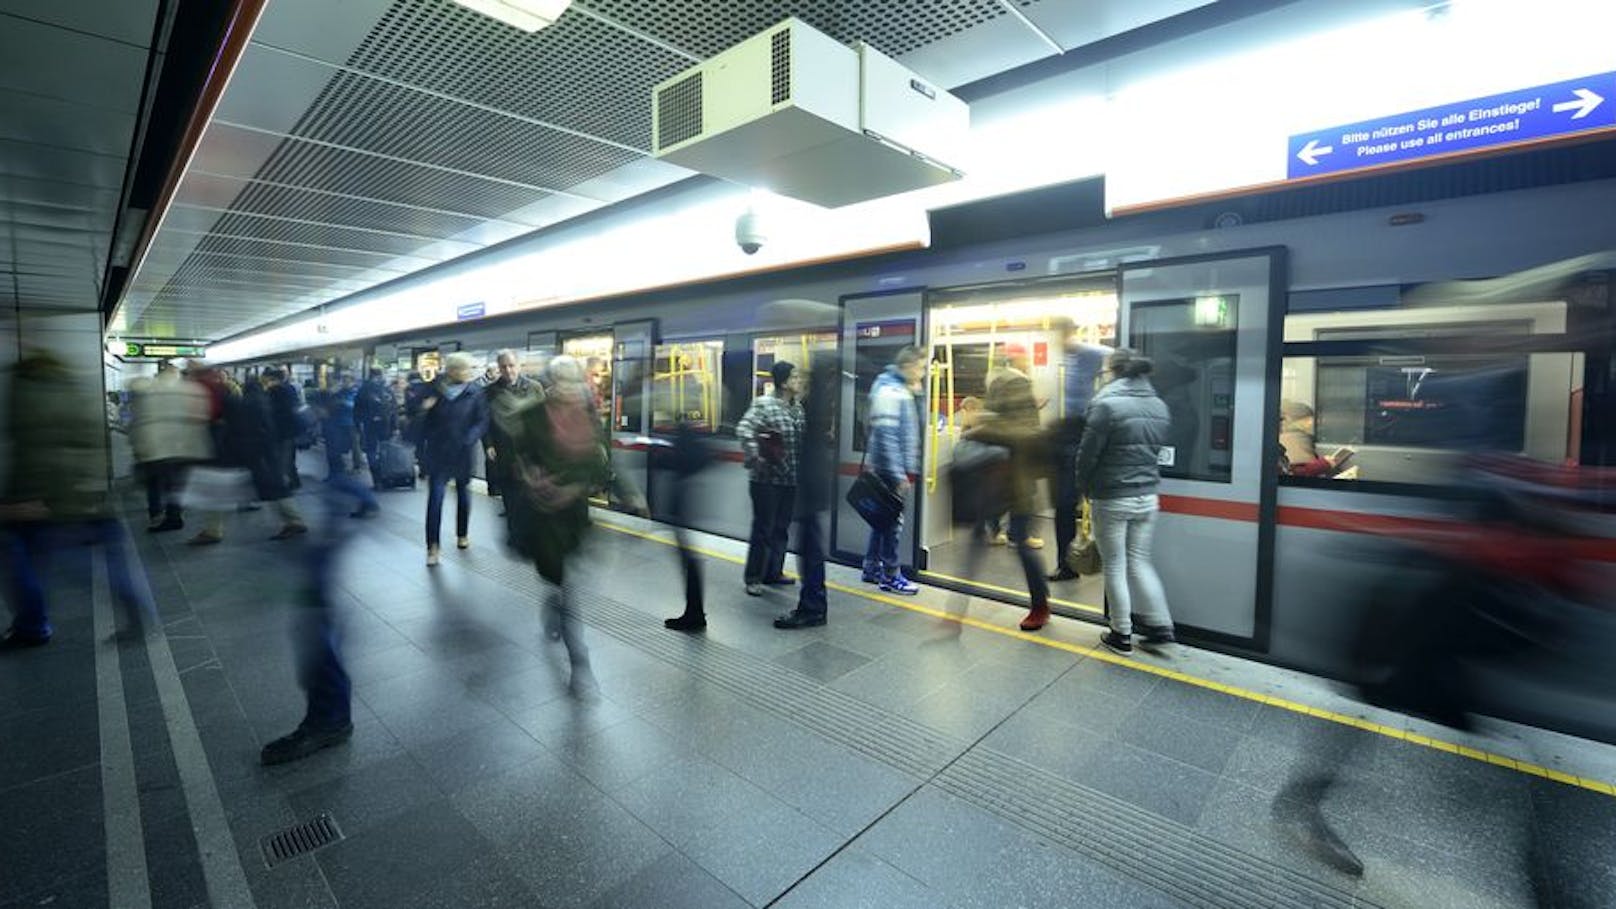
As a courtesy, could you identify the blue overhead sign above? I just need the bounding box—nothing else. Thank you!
[456,301,486,321]
[1287,71,1614,180]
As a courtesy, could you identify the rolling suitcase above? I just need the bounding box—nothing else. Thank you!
[373,438,416,490]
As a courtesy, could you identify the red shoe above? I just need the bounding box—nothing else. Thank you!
[1019,602,1050,632]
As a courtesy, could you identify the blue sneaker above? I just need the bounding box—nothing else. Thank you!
[880,574,920,595]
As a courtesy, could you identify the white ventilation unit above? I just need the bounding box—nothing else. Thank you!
[652,18,968,208]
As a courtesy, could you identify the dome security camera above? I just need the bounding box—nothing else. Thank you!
[735,209,766,255]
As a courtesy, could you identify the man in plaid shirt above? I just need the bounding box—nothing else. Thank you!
[736,361,805,595]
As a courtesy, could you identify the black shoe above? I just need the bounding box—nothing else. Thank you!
[149,517,184,533]
[260,722,353,766]
[1047,568,1080,582]
[763,576,795,587]
[1,628,51,650]
[1099,630,1133,655]
[664,614,707,632]
[774,610,826,629]
[349,506,380,519]
[1135,622,1176,651]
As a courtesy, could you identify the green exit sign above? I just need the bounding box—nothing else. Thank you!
[121,342,207,359]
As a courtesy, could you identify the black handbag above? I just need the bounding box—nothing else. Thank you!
[846,450,904,530]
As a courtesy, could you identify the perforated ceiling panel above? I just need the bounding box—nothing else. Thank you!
[582,0,1024,59]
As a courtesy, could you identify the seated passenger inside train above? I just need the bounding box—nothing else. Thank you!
[1279,401,1355,478]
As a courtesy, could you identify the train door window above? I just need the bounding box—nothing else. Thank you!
[614,337,649,434]
[850,320,919,452]
[920,277,1118,614]
[561,333,614,433]
[652,339,723,432]
[1128,295,1239,483]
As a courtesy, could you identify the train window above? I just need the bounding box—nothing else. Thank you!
[1282,294,1580,486]
[1128,296,1238,483]
[652,338,723,433]
[751,332,837,398]
[561,334,614,433]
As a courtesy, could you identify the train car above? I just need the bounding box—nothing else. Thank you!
[236,173,1616,739]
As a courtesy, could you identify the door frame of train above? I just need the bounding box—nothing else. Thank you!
[831,287,928,571]
[1116,246,1287,653]
[610,319,657,513]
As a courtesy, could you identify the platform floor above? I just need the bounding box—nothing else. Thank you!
[4,456,1615,909]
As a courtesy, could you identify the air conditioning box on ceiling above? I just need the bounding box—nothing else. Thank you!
[652,18,968,208]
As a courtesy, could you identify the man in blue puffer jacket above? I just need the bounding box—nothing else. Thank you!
[861,345,926,594]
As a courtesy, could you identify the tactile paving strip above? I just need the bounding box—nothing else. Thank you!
[377,512,1376,908]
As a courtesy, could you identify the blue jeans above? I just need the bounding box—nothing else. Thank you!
[8,520,154,640]
[324,426,354,479]
[326,469,378,513]
[1093,495,1172,635]
[862,487,905,579]
[426,467,471,547]
[296,484,360,731]
[795,510,828,615]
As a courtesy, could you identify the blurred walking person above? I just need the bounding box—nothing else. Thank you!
[775,353,837,629]
[416,352,489,565]
[862,346,925,594]
[263,368,306,492]
[1049,320,1111,581]
[129,360,211,532]
[964,359,1052,630]
[661,419,715,632]
[736,361,804,596]
[1075,349,1175,655]
[3,351,154,647]
[499,356,644,694]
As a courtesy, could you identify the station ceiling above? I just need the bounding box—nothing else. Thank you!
[0,0,161,317]
[111,0,1263,344]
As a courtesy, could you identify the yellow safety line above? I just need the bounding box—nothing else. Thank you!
[596,518,1616,798]
[919,569,1104,616]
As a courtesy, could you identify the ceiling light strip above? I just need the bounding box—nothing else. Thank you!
[212,119,605,202]
[567,2,702,63]
[993,0,1064,54]
[186,170,535,228]
[251,41,652,156]
[170,202,482,245]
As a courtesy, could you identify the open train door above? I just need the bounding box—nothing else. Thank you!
[832,289,926,569]
[1116,249,1285,649]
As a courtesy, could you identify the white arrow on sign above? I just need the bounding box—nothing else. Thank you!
[1296,138,1334,166]
[1553,87,1605,119]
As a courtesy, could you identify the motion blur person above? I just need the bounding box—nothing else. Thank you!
[1050,320,1111,580]
[964,357,1053,631]
[258,460,378,765]
[1275,453,1616,894]
[499,355,645,694]
[237,376,309,537]
[319,376,359,480]
[482,350,538,515]
[736,360,804,596]
[1278,400,1354,478]
[661,419,716,632]
[1075,348,1176,655]
[416,352,489,566]
[862,345,925,595]
[775,353,837,629]
[129,360,212,532]
[2,351,154,647]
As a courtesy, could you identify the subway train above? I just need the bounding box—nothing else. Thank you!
[231,175,1616,743]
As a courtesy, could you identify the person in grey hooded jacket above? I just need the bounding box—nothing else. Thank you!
[1074,348,1175,655]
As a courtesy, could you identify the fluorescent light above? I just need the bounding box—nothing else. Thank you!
[451,0,571,32]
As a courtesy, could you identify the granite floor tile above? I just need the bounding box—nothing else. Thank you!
[285,752,443,837]
[770,640,874,684]
[314,799,501,909]
[1074,739,1221,827]
[587,850,750,909]
[773,846,942,909]
[409,716,551,795]
[0,765,104,903]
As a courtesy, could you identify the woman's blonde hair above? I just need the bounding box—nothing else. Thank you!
[445,351,479,375]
